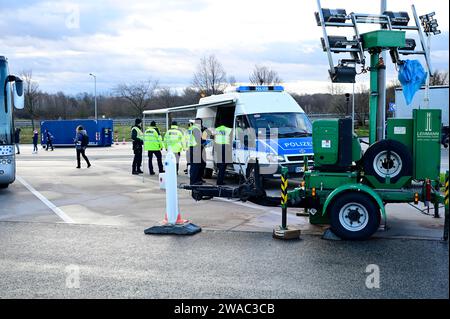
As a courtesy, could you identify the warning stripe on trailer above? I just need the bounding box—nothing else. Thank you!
[445,177,449,206]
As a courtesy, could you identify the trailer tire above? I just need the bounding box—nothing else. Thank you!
[363,139,412,184]
[329,192,380,240]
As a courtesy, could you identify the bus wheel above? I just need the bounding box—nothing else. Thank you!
[0,184,9,189]
[329,192,380,240]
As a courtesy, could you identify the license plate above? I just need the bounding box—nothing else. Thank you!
[295,167,304,173]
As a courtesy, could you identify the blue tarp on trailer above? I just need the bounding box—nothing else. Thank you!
[40,119,113,147]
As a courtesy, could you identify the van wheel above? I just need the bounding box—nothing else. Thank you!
[246,163,264,188]
[0,184,9,189]
[203,168,213,179]
[363,139,412,184]
[329,192,380,240]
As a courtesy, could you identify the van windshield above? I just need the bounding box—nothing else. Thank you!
[247,112,312,138]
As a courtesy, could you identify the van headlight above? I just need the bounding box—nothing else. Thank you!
[266,153,285,163]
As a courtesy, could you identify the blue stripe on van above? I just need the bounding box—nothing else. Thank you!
[234,137,313,155]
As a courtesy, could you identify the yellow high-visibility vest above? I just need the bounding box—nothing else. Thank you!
[214,125,232,145]
[144,127,163,151]
[164,126,184,153]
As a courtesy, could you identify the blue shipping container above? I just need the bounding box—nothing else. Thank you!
[40,119,114,147]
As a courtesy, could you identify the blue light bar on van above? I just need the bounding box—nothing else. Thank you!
[236,85,284,92]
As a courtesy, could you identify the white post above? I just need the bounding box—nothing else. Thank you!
[424,35,431,108]
[352,83,355,133]
[164,151,179,224]
[94,76,97,122]
[89,73,98,122]
[379,0,387,140]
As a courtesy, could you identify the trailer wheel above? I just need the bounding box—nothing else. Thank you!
[0,184,9,189]
[363,139,412,184]
[329,192,380,240]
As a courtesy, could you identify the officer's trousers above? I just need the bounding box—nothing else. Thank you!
[148,150,164,174]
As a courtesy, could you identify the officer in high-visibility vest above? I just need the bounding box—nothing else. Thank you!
[131,118,144,175]
[163,121,184,174]
[213,123,232,185]
[188,118,204,185]
[184,122,193,175]
[144,121,164,175]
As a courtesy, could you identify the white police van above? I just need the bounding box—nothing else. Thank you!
[196,86,314,179]
[143,85,314,180]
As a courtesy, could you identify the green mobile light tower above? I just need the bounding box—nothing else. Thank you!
[281,1,448,240]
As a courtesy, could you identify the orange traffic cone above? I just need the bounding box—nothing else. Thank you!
[162,212,187,225]
[176,213,188,225]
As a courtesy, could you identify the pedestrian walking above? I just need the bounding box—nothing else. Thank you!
[45,129,54,151]
[131,118,144,175]
[14,128,21,154]
[144,121,164,175]
[74,125,91,169]
[32,130,39,154]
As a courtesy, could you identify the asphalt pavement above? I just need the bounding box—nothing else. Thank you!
[0,221,448,299]
[0,144,448,299]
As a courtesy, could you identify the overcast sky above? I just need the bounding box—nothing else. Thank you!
[0,0,448,96]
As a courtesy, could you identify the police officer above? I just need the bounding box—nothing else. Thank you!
[131,118,144,175]
[144,121,164,175]
[184,121,193,175]
[213,123,232,185]
[163,121,184,174]
[188,118,204,185]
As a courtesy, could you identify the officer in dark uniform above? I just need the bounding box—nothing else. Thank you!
[131,118,144,175]
[189,118,204,185]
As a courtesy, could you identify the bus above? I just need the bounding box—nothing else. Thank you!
[0,56,24,189]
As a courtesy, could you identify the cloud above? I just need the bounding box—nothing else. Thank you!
[1,0,448,95]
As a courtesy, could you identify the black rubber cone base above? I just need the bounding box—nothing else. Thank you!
[144,222,202,236]
[322,228,342,241]
[272,226,301,240]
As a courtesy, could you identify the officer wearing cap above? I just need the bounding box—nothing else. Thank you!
[131,118,144,175]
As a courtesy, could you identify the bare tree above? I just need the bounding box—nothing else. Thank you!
[156,87,178,108]
[228,75,237,86]
[114,79,159,118]
[354,84,370,126]
[192,55,227,95]
[21,70,40,130]
[249,65,282,85]
[430,70,449,86]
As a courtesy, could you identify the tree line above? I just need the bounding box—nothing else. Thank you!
[16,55,448,130]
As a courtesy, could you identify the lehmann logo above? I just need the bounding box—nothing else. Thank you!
[425,112,432,132]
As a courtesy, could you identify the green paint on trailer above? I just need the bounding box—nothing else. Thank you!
[322,183,386,220]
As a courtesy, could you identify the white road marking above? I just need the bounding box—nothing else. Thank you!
[16,175,75,223]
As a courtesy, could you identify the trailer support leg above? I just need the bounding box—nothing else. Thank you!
[273,167,301,240]
[444,171,449,241]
